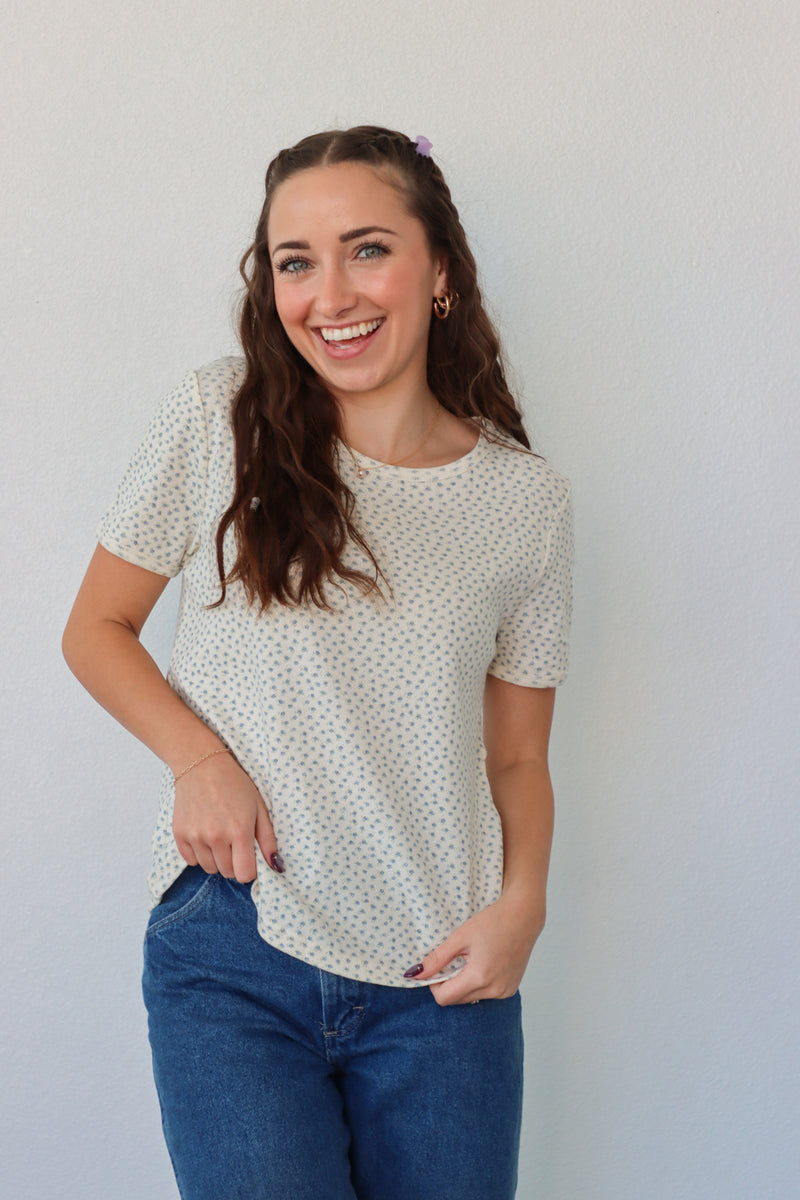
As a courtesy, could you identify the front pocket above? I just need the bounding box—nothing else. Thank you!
[145,866,218,937]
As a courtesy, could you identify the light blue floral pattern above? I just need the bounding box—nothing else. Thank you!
[98,358,573,986]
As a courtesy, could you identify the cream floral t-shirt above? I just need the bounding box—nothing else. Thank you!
[98,358,573,986]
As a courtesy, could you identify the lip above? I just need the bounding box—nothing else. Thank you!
[311,317,385,359]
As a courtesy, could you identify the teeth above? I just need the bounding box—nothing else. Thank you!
[321,319,382,343]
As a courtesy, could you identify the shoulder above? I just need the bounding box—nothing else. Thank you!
[193,356,246,415]
[151,357,244,427]
[477,427,571,517]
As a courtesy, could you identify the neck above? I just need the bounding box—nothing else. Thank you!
[337,387,441,464]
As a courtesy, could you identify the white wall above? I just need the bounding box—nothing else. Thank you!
[3,2,798,1196]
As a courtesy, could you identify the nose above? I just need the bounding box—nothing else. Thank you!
[316,261,357,318]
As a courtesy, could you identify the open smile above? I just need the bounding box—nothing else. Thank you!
[313,318,385,357]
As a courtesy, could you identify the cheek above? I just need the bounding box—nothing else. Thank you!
[383,263,417,303]
[379,263,436,317]
[272,281,307,334]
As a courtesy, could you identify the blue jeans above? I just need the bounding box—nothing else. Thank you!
[142,867,524,1200]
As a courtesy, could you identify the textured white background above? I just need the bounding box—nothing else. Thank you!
[3,2,798,1197]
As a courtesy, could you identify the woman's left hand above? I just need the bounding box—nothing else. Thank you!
[409,888,546,1007]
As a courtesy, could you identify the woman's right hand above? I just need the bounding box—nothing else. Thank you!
[63,547,284,885]
[173,751,282,882]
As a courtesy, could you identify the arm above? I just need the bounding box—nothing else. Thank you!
[484,676,554,912]
[410,676,556,1006]
[62,544,280,881]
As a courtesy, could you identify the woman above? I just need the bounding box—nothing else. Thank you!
[63,126,573,1199]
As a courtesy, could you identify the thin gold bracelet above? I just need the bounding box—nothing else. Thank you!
[173,747,231,782]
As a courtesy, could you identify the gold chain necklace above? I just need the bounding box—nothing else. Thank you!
[342,407,441,479]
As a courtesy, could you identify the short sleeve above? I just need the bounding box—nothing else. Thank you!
[97,370,209,578]
[487,486,574,687]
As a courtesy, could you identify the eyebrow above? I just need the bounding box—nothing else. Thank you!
[271,226,399,256]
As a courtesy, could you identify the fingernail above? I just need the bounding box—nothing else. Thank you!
[403,963,424,979]
[269,852,285,874]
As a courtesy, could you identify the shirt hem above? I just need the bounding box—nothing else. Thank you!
[252,911,465,989]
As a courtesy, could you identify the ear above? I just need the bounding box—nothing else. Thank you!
[433,255,449,297]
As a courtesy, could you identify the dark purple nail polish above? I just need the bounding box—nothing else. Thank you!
[269,852,285,874]
[403,963,424,979]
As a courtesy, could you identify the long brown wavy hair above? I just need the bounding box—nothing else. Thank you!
[215,125,532,612]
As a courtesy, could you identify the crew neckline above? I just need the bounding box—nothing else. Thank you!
[337,426,487,480]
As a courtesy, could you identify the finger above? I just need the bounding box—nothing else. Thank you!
[174,821,216,872]
[429,976,481,1008]
[191,844,221,875]
[255,800,283,874]
[231,837,257,884]
[404,934,465,982]
[207,840,235,878]
[175,838,199,867]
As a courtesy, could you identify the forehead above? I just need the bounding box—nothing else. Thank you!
[267,162,417,245]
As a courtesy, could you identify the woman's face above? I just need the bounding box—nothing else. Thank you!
[268,162,446,407]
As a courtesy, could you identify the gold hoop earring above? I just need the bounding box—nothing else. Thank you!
[433,290,459,320]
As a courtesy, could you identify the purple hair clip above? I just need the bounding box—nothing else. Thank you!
[414,134,433,158]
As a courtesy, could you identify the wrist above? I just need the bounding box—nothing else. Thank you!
[164,728,229,778]
[173,746,232,783]
[500,878,548,920]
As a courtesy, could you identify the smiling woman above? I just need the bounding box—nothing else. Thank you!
[268,165,446,403]
[62,126,574,1200]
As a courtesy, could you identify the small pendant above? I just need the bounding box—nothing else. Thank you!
[356,466,368,479]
